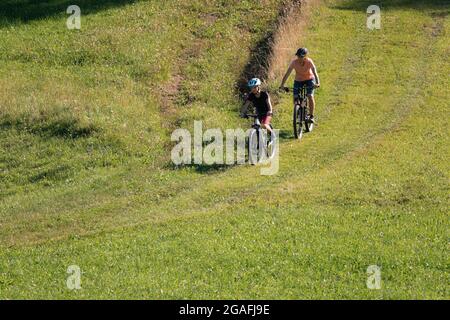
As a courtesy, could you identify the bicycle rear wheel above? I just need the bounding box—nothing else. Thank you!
[293,104,303,140]
[305,117,314,133]
[305,104,314,133]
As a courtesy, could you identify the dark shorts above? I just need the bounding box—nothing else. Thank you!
[293,79,315,98]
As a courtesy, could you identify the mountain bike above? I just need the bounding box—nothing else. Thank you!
[245,114,276,164]
[282,86,315,140]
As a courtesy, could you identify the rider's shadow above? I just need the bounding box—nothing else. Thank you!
[278,129,293,140]
[166,162,237,174]
[190,163,235,174]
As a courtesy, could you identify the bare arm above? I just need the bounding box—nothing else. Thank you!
[267,95,273,114]
[240,100,251,116]
[280,62,294,88]
[312,63,320,86]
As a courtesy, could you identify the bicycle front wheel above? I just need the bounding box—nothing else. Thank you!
[248,128,260,165]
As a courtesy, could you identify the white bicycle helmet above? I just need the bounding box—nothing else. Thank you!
[247,78,261,88]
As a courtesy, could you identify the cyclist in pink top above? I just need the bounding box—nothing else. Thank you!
[280,48,320,123]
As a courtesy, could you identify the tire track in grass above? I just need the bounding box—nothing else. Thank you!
[1,6,448,300]
[173,27,436,221]
[0,1,377,246]
[115,6,444,228]
[1,3,441,247]
[250,8,449,208]
[0,2,373,246]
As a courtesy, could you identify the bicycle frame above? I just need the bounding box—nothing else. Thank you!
[251,116,261,130]
[292,84,314,139]
[245,114,276,163]
[294,85,311,108]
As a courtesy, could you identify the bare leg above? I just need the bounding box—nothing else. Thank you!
[263,123,273,135]
[308,95,315,116]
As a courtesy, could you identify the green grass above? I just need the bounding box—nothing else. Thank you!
[0,0,285,241]
[0,0,449,299]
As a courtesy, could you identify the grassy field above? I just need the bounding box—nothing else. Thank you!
[0,0,449,299]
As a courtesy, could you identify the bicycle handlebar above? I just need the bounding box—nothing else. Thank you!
[280,85,320,93]
[243,112,274,118]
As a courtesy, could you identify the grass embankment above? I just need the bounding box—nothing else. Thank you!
[0,0,449,299]
[0,0,289,243]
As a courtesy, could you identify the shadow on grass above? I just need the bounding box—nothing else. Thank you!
[0,0,138,24]
[278,129,293,140]
[334,0,450,11]
[28,164,72,183]
[0,117,97,139]
[189,163,237,174]
[165,162,239,174]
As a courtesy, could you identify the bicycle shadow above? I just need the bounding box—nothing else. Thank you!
[165,162,239,174]
[278,129,293,140]
[188,163,236,174]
